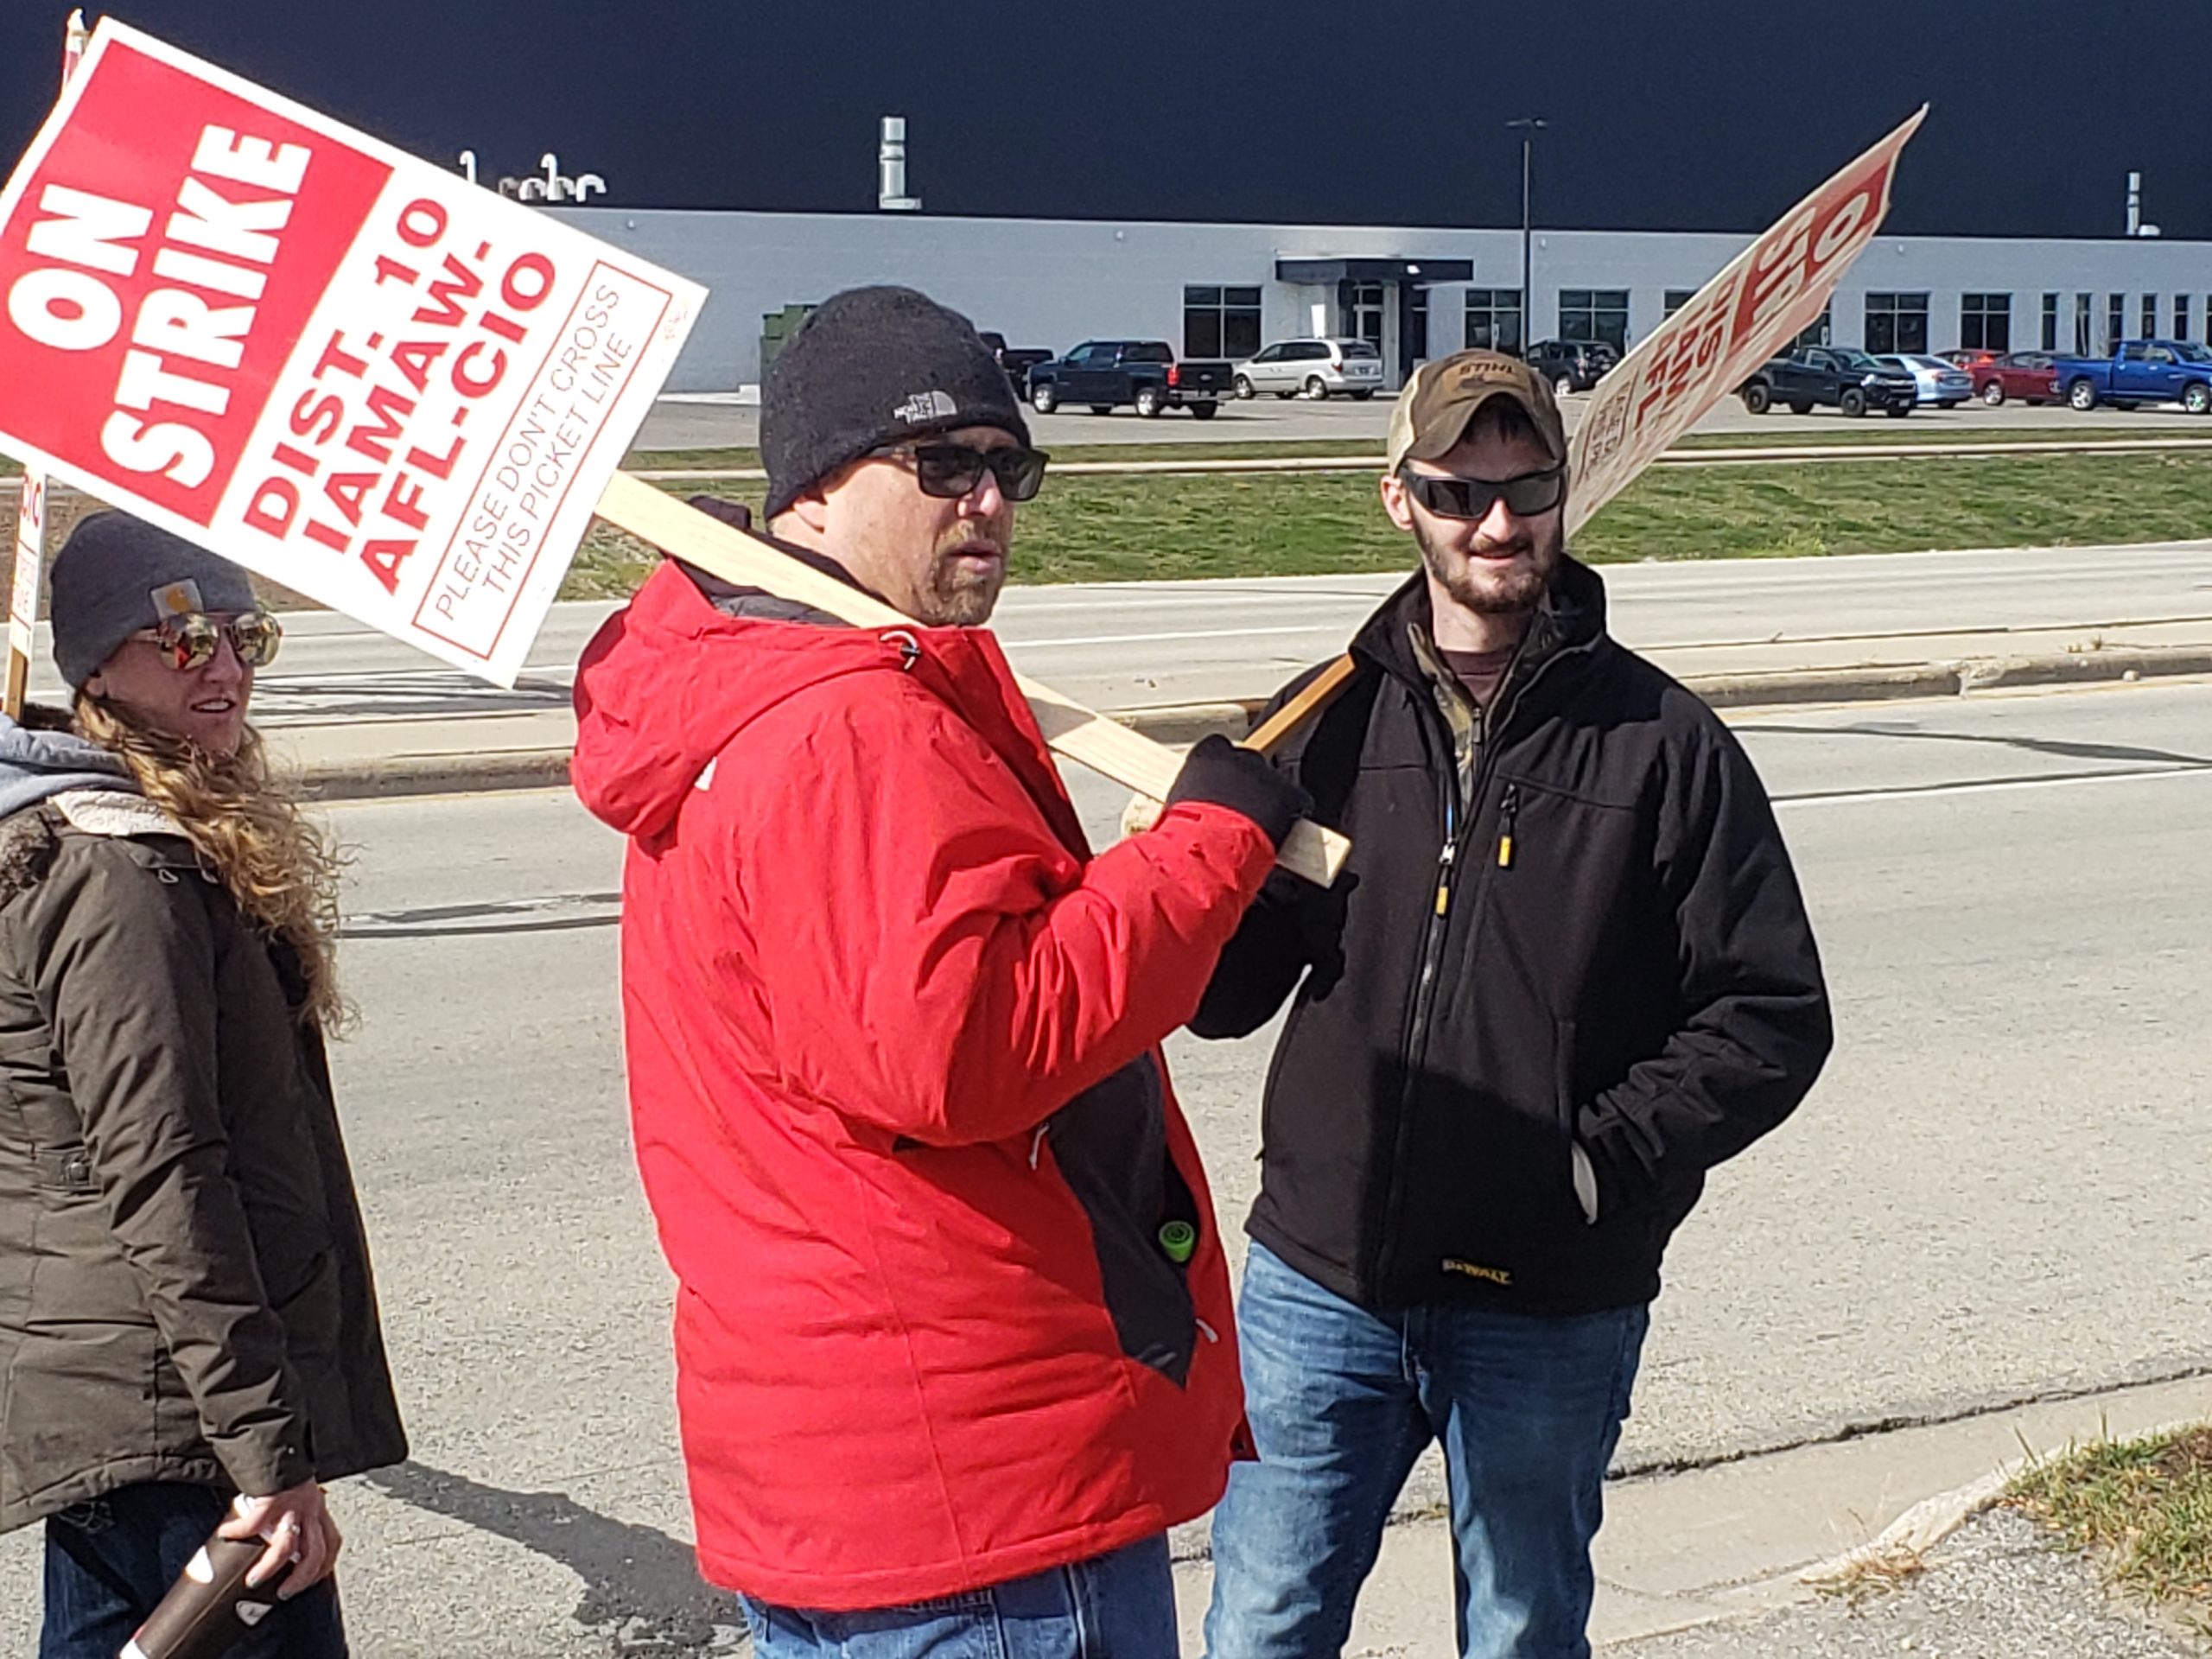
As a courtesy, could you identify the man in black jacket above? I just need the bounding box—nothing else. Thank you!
[1195,351,1832,1659]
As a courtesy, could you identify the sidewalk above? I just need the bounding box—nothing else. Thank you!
[263,616,2212,799]
[1166,1372,2212,1655]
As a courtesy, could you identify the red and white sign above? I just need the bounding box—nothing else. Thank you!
[1567,107,1927,536]
[0,22,702,684]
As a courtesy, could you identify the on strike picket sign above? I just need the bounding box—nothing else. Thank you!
[1567,106,1927,537]
[0,21,702,683]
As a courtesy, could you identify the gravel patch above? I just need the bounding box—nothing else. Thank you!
[1612,1507,2207,1658]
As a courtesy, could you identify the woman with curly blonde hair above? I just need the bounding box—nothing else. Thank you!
[0,512,404,1659]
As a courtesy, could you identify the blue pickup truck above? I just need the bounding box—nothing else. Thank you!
[2050,340,2212,413]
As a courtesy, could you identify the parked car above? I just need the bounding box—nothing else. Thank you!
[1965,351,2058,406]
[1232,337,1384,401]
[1027,340,1233,418]
[1524,338,1620,395]
[1736,347,1918,416]
[1879,353,1974,408]
[977,331,1054,398]
[2048,340,2212,413]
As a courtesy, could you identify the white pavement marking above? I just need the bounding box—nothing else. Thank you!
[1777,761,2212,809]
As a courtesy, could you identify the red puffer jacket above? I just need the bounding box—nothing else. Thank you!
[570,559,1273,1611]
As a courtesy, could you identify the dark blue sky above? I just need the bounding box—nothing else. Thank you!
[4,1,2207,239]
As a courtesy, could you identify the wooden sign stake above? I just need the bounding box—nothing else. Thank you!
[591,473,1350,886]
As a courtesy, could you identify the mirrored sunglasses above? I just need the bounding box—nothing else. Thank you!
[131,610,283,671]
[1398,466,1566,521]
[880,442,1050,503]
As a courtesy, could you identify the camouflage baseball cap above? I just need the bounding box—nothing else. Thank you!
[1386,350,1567,473]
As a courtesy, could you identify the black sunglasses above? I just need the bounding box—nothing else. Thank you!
[129,610,283,671]
[877,442,1050,503]
[1398,465,1566,521]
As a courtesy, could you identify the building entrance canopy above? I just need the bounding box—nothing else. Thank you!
[1274,257,1474,284]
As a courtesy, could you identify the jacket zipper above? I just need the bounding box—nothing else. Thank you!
[1497,783,1522,868]
[1373,650,1562,1287]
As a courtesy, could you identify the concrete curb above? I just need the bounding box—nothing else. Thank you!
[1796,1408,2212,1589]
[280,645,2212,803]
[292,748,574,802]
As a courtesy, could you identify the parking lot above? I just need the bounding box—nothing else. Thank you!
[635,387,2212,450]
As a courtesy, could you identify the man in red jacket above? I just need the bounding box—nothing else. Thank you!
[571,285,1309,1656]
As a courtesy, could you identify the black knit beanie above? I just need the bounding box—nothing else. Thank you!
[49,512,258,689]
[761,286,1030,519]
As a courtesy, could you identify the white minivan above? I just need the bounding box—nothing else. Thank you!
[1233,338,1385,400]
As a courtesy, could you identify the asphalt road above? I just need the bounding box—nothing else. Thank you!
[636,389,2212,451]
[20,539,2208,731]
[5,676,2208,1653]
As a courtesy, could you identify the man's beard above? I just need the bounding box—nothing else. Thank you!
[912,533,1009,626]
[1414,515,1562,617]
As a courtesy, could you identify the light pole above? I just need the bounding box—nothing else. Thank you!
[1508,118,1546,358]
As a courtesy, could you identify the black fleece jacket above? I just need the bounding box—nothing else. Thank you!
[1192,559,1832,1314]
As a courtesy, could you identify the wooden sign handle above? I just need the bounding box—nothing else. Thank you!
[590,474,1350,886]
[1243,652,1357,756]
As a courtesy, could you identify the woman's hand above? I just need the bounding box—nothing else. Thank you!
[221,1480,341,1597]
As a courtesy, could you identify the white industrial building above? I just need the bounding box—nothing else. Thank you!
[553,204,2212,395]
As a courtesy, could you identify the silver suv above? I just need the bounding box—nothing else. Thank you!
[1233,338,1385,401]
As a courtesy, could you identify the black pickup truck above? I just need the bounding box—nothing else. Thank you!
[978,331,1055,398]
[1737,347,1918,417]
[1027,340,1232,418]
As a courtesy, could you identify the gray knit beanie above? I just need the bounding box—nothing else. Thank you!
[761,286,1030,519]
[49,512,258,689]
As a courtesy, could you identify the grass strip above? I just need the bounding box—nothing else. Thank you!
[6,425,2193,484]
[1674,423,2212,449]
[564,450,2212,599]
[2010,1424,2212,1623]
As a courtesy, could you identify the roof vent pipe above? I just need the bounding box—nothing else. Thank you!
[879,116,920,212]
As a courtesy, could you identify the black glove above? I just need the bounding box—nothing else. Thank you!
[686,494,753,531]
[1162,734,1313,851]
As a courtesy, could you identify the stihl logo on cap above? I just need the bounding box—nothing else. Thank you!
[1451,359,1525,390]
[892,390,960,424]
[149,580,203,619]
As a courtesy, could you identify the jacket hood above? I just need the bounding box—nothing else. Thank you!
[572,559,930,841]
[0,712,131,821]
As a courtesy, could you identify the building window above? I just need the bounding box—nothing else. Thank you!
[2177,296,2193,341]
[2143,294,2159,339]
[1183,285,1262,360]
[1339,282,1385,348]
[1863,292,1929,354]
[1464,288,1523,355]
[2042,292,2059,352]
[1960,293,2011,352]
[1662,288,1698,319]
[1558,288,1630,349]
[2107,292,2126,353]
[2075,293,2093,354]
[1788,306,1833,351]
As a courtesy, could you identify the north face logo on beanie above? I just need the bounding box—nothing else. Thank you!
[893,390,960,424]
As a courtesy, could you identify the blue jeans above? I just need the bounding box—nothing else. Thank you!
[1205,1244,1648,1659]
[740,1534,1177,1657]
[41,1482,347,1659]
